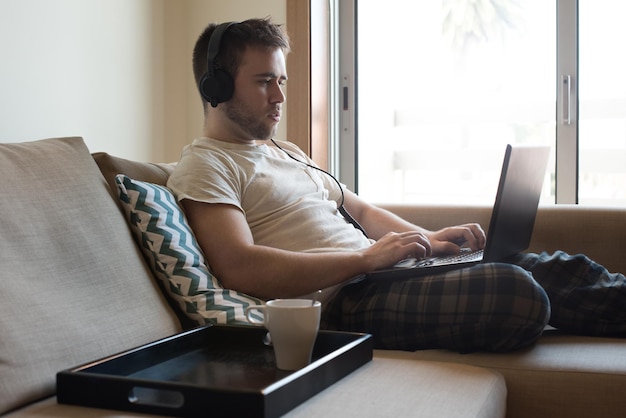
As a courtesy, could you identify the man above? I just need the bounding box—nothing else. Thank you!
[168,18,626,353]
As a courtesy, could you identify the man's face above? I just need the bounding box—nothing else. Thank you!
[222,46,287,142]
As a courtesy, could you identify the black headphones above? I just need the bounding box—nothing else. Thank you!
[198,22,238,108]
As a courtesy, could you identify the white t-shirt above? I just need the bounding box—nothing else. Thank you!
[167,137,372,302]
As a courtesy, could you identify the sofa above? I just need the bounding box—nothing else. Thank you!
[1,136,625,418]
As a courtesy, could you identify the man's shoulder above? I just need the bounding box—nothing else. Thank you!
[180,138,240,163]
[271,139,310,160]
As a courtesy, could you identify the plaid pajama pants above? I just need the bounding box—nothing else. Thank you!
[321,251,626,353]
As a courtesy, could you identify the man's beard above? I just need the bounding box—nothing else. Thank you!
[223,98,277,140]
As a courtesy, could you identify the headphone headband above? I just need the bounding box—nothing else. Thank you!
[200,21,238,107]
[206,22,237,77]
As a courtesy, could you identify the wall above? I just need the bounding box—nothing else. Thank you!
[0,0,286,162]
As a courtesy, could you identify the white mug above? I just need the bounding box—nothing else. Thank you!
[246,299,321,370]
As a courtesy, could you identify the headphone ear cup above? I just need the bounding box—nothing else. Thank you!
[199,68,234,108]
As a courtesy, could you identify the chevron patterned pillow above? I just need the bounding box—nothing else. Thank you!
[115,174,263,325]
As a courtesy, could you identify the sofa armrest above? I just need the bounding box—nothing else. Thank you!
[379,203,626,274]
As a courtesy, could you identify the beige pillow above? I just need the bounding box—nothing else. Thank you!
[0,137,181,414]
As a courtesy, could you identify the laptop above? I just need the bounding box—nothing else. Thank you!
[364,144,550,280]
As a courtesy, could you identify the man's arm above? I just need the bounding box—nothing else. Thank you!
[342,190,486,256]
[181,199,431,299]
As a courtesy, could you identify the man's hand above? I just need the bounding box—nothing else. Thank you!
[360,230,433,271]
[426,223,486,256]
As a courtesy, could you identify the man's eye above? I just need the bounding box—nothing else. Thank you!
[257,78,286,87]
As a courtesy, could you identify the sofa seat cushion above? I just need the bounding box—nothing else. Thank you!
[406,330,626,418]
[288,353,506,418]
[115,174,264,325]
[6,354,506,418]
[0,138,181,415]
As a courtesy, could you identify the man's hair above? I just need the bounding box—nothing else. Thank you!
[192,17,291,105]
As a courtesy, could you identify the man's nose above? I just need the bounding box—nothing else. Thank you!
[270,82,285,103]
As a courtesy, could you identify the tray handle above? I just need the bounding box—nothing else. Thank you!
[128,385,185,409]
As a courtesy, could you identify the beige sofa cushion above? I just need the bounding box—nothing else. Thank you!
[6,356,506,418]
[0,137,181,414]
[407,331,626,418]
[288,354,506,418]
[92,151,174,194]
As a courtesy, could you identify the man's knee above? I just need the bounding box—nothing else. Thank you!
[487,264,551,350]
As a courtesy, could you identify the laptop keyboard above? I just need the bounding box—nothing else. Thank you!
[394,248,484,269]
[418,248,484,267]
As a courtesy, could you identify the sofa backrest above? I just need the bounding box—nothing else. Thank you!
[0,137,182,414]
[381,203,626,275]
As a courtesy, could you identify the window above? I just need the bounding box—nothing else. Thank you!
[578,0,626,205]
[333,0,626,206]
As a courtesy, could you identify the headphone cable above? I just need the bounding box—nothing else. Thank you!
[270,139,368,238]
